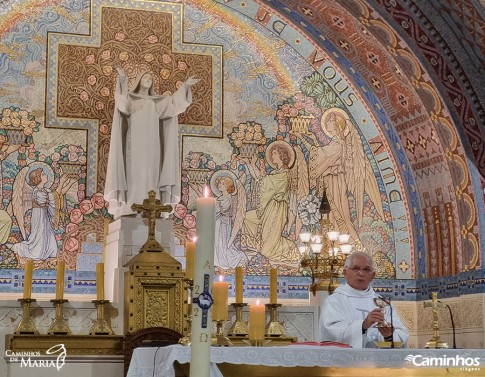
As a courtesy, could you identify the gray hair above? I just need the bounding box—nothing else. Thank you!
[344,251,374,270]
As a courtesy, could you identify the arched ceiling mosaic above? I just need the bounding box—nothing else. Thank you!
[0,0,483,299]
[245,0,485,276]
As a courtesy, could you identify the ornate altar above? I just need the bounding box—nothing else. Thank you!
[124,249,186,334]
[124,191,187,334]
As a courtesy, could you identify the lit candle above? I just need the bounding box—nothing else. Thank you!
[213,276,229,321]
[55,260,65,300]
[269,268,278,304]
[190,187,216,377]
[23,259,33,299]
[185,240,195,280]
[235,266,243,304]
[96,263,104,301]
[249,300,266,341]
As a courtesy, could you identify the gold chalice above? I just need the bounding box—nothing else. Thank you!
[373,295,391,328]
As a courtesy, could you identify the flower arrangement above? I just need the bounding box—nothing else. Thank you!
[0,107,40,145]
[228,121,267,158]
[62,192,110,270]
[182,151,216,170]
[51,144,87,176]
[297,194,322,232]
[172,203,196,242]
[181,151,216,185]
[51,144,87,164]
[274,96,319,146]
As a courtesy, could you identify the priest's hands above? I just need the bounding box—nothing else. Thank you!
[378,324,394,339]
[362,308,385,331]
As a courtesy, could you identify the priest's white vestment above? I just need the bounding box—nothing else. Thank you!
[320,284,409,348]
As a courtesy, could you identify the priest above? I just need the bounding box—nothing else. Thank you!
[320,251,409,348]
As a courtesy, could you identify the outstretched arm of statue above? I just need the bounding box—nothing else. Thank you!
[114,67,131,113]
[158,75,198,118]
[115,67,128,94]
[185,76,199,87]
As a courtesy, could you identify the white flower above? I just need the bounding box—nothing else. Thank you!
[298,194,321,226]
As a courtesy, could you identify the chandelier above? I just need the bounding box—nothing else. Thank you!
[299,190,353,294]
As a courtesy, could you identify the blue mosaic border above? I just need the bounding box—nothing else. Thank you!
[373,268,485,301]
[4,269,484,300]
[4,270,96,296]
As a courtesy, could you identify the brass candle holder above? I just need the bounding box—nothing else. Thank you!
[227,302,249,336]
[47,299,72,335]
[15,298,39,335]
[179,278,193,346]
[265,303,286,336]
[179,315,192,346]
[213,319,232,346]
[89,299,114,335]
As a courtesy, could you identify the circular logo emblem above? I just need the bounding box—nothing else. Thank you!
[193,292,214,310]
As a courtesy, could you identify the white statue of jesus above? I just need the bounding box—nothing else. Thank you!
[104,67,198,218]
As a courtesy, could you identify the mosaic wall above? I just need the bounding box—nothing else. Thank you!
[0,0,482,301]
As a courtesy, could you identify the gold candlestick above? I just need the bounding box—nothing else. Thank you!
[179,315,193,346]
[47,299,72,335]
[227,302,248,336]
[213,320,232,346]
[265,303,286,336]
[15,298,39,335]
[89,299,114,335]
[179,278,193,346]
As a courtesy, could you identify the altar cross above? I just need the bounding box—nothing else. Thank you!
[423,292,448,348]
[131,190,172,253]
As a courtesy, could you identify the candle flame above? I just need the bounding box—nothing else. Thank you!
[218,275,224,282]
[256,299,260,306]
[204,186,210,198]
[192,236,198,242]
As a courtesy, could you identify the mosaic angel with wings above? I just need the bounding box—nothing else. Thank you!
[238,140,308,266]
[292,108,385,241]
[9,163,76,260]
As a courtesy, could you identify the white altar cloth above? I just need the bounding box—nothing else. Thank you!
[126,344,485,377]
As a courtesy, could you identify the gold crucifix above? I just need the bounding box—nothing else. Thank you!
[131,190,172,253]
[424,292,449,348]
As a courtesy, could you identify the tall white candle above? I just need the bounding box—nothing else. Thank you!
[190,188,216,377]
